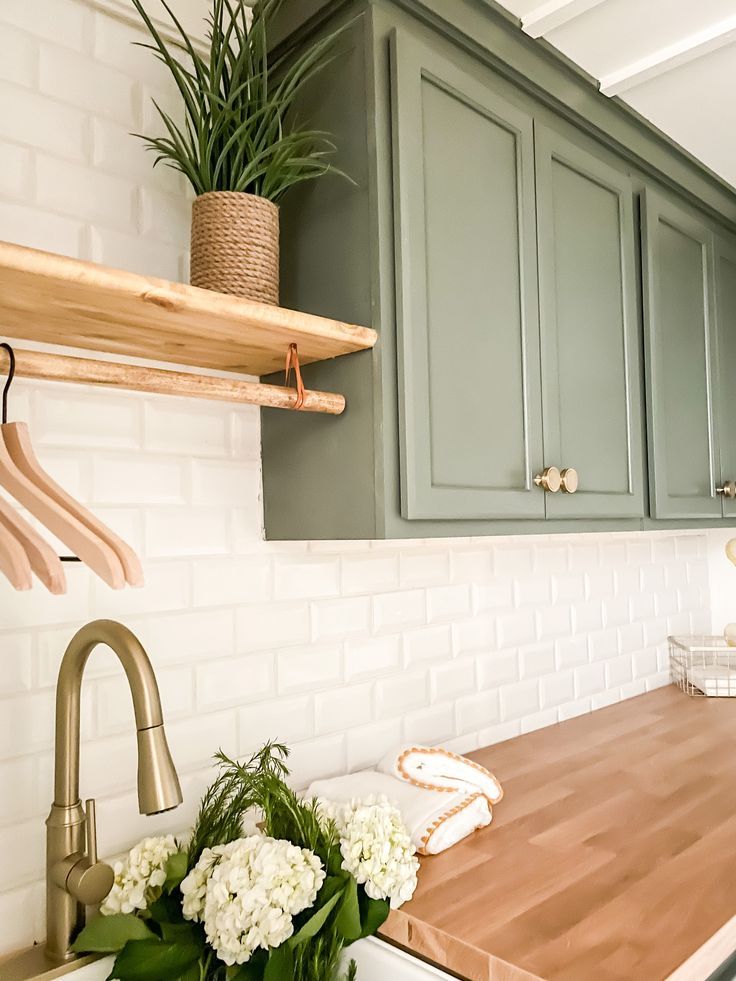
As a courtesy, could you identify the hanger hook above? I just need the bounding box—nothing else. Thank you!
[0,342,15,425]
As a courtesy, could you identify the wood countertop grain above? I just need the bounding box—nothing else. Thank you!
[379,687,736,981]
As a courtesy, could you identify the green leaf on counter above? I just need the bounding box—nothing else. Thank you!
[71,914,156,953]
[289,887,344,947]
[107,938,201,981]
[227,950,267,980]
[335,877,361,941]
[264,943,293,981]
[164,851,189,893]
[359,895,390,939]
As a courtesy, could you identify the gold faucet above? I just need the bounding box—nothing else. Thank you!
[45,619,183,962]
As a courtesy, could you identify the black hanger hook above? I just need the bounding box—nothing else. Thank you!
[0,342,15,425]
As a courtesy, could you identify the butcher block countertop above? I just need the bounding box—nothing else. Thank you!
[380,687,736,981]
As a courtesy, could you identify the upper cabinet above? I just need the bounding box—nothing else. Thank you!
[714,230,736,519]
[391,33,543,521]
[535,125,644,520]
[264,3,736,540]
[642,190,722,519]
[391,33,643,524]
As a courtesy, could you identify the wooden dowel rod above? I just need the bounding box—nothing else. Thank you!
[11,349,346,415]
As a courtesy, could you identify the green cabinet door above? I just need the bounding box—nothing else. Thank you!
[390,30,544,520]
[715,231,736,519]
[642,189,721,519]
[535,125,644,519]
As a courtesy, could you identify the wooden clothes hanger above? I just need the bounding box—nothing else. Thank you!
[0,516,32,591]
[0,343,143,590]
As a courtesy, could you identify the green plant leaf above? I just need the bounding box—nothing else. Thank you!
[264,943,293,981]
[335,877,362,941]
[148,892,185,925]
[289,887,344,947]
[129,0,349,201]
[227,950,267,980]
[160,921,197,943]
[71,914,155,954]
[164,851,189,893]
[107,939,201,981]
[360,895,391,939]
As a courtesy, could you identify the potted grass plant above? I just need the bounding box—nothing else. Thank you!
[131,0,344,304]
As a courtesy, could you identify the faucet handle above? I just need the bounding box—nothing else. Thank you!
[85,798,98,865]
[57,799,114,906]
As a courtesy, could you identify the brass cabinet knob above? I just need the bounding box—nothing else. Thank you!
[716,481,736,499]
[534,466,562,493]
[560,467,579,494]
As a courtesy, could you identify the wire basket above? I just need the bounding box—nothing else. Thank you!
[669,635,736,697]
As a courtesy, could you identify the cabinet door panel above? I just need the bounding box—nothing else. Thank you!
[536,126,644,518]
[391,31,544,520]
[715,232,736,518]
[642,189,720,519]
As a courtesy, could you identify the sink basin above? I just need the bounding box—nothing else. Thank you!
[2,939,453,980]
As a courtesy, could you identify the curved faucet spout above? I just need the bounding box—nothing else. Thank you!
[53,619,182,814]
[45,619,182,964]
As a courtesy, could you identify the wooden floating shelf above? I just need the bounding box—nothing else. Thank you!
[0,242,377,413]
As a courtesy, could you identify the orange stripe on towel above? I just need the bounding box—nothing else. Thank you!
[419,792,489,855]
[396,746,504,804]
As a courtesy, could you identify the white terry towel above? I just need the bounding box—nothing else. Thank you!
[306,770,492,856]
[378,744,503,805]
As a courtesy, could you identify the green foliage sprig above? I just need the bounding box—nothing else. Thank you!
[130,0,346,200]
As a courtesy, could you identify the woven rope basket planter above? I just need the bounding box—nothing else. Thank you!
[190,191,280,304]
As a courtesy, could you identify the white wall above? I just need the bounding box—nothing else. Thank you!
[0,0,714,957]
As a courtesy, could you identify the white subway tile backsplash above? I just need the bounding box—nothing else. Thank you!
[277,644,342,694]
[36,153,136,230]
[0,633,32,695]
[0,141,32,197]
[499,680,540,721]
[372,588,425,631]
[315,683,373,736]
[1,0,91,51]
[0,199,83,255]
[344,634,401,681]
[196,654,274,712]
[312,596,370,640]
[404,624,453,666]
[341,553,400,595]
[39,43,136,125]
[239,696,314,754]
[346,719,403,772]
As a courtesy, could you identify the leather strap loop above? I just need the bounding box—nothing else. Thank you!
[284,343,305,410]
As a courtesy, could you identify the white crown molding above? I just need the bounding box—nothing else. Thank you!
[521,0,607,39]
[85,0,208,50]
[599,14,736,96]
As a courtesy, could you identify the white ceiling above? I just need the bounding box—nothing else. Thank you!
[496,0,736,189]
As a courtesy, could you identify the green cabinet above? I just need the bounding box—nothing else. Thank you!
[263,0,736,540]
[391,32,544,520]
[534,125,644,519]
[391,33,642,522]
[642,189,721,519]
[715,230,736,519]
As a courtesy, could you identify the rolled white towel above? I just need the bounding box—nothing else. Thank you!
[306,770,492,856]
[377,744,503,805]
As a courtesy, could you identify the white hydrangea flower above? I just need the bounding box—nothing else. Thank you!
[101,835,179,916]
[183,835,325,966]
[320,796,418,909]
